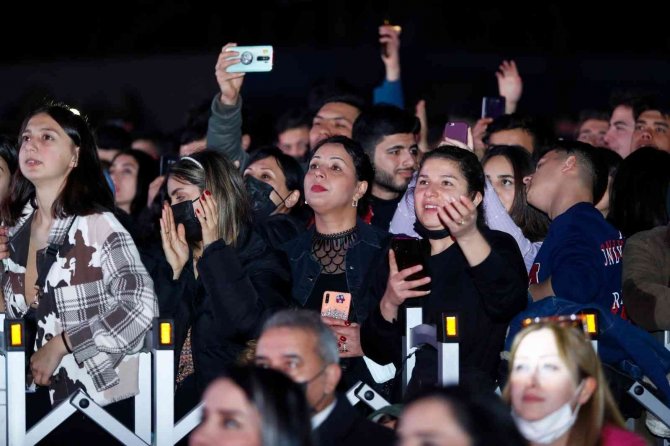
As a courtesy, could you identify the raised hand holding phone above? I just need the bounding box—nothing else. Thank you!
[441,122,474,152]
[225,45,273,73]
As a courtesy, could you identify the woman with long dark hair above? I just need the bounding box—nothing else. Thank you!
[362,146,527,397]
[0,102,157,442]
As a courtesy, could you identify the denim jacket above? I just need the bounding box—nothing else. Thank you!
[281,219,391,323]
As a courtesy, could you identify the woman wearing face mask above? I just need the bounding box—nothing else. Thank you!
[281,135,393,396]
[503,321,645,446]
[361,146,528,397]
[152,149,291,419]
[242,146,310,248]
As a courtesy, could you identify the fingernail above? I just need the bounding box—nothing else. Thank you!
[205,190,211,196]
[340,336,346,342]
[196,208,200,214]
[344,321,351,326]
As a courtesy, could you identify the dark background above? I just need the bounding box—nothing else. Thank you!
[2,1,669,146]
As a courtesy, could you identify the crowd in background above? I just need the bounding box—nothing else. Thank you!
[0,24,668,446]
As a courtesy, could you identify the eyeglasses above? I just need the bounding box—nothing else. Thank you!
[521,313,598,336]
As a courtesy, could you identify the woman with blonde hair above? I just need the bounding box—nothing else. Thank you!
[152,149,290,418]
[503,320,645,446]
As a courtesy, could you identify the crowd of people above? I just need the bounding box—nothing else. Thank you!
[0,23,668,446]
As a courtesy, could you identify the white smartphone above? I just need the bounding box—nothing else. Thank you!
[226,45,273,73]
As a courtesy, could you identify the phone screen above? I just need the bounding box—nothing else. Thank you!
[443,122,469,145]
[390,237,430,292]
[159,155,178,176]
[481,96,506,119]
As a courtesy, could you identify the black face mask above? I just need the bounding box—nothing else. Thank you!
[171,198,203,243]
[244,176,288,222]
[413,219,451,240]
[297,365,329,413]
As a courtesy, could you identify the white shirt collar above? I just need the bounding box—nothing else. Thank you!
[311,399,337,430]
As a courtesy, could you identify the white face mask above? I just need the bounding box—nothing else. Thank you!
[512,381,585,445]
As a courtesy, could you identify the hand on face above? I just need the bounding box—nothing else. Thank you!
[195,190,219,248]
[436,195,479,239]
[160,202,190,279]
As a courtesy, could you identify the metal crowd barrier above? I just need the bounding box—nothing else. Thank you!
[0,315,203,445]
[402,305,460,397]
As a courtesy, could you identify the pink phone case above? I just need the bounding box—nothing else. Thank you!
[321,291,352,320]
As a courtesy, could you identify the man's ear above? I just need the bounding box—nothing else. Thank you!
[285,190,301,209]
[561,154,577,173]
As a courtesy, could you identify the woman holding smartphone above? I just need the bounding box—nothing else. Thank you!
[281,135,393,393]
[361,146,528,397]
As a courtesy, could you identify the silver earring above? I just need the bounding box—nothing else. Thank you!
[351,199,358,207]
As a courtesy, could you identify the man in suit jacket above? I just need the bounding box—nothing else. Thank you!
[255,309,395,446]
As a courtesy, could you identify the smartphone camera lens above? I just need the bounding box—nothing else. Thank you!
[240,51,253,65]
[325,293,330,303]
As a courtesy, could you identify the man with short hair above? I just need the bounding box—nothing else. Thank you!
[631,104,670,153]
[352,104,420,230]
[603,89,650,158]
[525,140,626,316]
[255,309,394,446]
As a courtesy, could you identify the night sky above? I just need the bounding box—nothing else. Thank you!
[5,1,669,62]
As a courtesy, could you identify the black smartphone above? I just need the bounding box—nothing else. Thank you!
[159,155,179,176]
[390,236,431,292]
[481,96,506,119]
[443,121,469,145]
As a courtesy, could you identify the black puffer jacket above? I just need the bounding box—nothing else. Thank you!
[149,225,291,395]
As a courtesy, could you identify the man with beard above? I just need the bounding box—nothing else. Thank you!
[352,104,420,230]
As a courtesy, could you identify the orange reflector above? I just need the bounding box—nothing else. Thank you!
[10,323,22,347]
[445,316,458,337]
[160,322,172,345]
[584,314,597,334]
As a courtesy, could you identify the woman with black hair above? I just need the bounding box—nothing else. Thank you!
[281,135,392,395]
[608,146,670,237]
[243,146,310,248]
[190,365,313,446]
[361,146,527,397]
[0,102,157,441]
[481,145,550,271]
[109,148,159,246]
[397,385,527,446]
[0,134,18,201]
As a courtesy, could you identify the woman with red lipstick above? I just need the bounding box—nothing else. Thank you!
[503,322,645,446]
[360,145,528,398]
[281,135,393,395]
